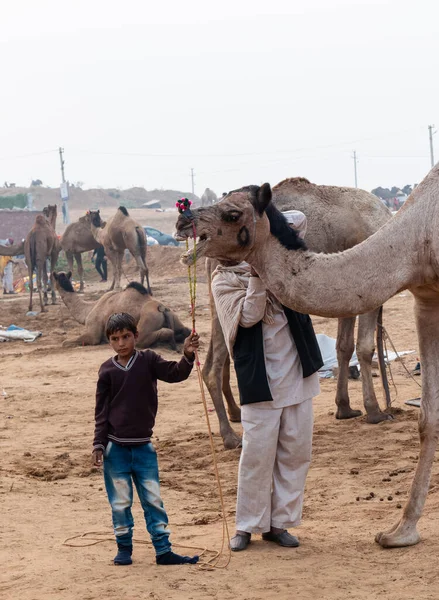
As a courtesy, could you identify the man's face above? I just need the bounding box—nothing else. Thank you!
[108,328,138,357]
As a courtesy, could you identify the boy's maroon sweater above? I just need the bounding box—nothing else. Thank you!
[93,349,193,450]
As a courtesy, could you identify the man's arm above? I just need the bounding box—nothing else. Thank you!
[239,274,268,328]
[152,332,199,383]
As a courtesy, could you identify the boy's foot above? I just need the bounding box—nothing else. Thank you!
[156,551,199,565]
[262,529,299,547]
[229,532,251,552]
[114,544,133,565]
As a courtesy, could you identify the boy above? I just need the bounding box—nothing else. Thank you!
[92,312,200,566]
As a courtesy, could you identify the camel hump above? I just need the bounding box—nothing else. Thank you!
[118,206,129,216]
[125,281,149,295]
[273,177,312,190]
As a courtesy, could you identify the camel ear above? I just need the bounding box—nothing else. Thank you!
[67,271,72,280]
[253,183,272,216]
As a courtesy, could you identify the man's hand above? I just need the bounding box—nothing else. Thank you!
[250,266,259,277]
[92,449,103,467]
[184,332,200,359]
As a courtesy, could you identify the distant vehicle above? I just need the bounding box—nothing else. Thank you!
[146,235,159,246]
[144,226,179,246]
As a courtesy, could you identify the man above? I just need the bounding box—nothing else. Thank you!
[1,238,16,295]
[211,210,323,551]
[92,245,108,282]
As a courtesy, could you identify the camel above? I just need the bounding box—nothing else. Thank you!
[175,166,439,549]
[60,214,102,292]
[24,204,59,312]
[88,207,151,293]
[199,181,392,449]
[201,188,218,207]
[53,271,191,348]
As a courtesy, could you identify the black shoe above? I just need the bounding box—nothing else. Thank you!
[413,362,421,376]
[262,530,299,547]
[114,543,133,565]
[229,532,251,552]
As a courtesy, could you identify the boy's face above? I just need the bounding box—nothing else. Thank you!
[108,328,138,357]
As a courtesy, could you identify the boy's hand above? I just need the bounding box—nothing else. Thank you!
[92,449,103,467]
[184,332,200,359]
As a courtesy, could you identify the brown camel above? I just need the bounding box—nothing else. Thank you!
[60,214,102,292]
[199,180,392,448]
[88,207,150,293]
[25,204,59,312]
[54,271,190,348]
[175,166,439,549]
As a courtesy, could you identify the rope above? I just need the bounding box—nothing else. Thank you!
[377,322,422,389]
[184,225,232,570]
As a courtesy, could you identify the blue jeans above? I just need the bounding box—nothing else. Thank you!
[103,441,171,556]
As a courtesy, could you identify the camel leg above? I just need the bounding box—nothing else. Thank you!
[62,331,103,347]
[136,328,176,349]
[28,263,34,312]
[37,263,46,312]
[49,250,58,305]
[222,354,241,422]
[375,297,439,547]
[202,331,242,449]
[105,249,119,291]
[75,252,84,293]
[335,317,362,419]
[357,310,393,423]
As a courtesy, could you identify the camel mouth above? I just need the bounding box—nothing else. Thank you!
[180,237,209,265]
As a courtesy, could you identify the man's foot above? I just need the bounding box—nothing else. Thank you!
[114,543,133,565]
[413,362,421,376]
[100,279,107,283]
[262,529,299,547]
[229,532,251,552]
[156,551,199,565]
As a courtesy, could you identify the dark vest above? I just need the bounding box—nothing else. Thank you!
[233,306,323,406]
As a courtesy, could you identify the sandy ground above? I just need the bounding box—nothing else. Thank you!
[1,240,438,600]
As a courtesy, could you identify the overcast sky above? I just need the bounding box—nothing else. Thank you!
[1,0,438,196]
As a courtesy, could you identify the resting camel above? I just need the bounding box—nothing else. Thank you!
[60,214,102,292]
[88,207,150,293]
[25,204,59,312]
[200,181,393,449]
[175,166,439,548]
[54,271,190,348]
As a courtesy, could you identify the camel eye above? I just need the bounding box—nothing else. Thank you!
[221,210,242,223]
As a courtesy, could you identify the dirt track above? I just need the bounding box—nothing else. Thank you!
[1,246,438,600]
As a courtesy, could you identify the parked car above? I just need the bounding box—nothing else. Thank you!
[143,226,179,246]
[146,235,159,246]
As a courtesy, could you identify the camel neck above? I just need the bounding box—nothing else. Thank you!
[58,288,93,324]
[246,208,421,318]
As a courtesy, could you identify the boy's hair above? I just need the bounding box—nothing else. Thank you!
[105,313,138,338]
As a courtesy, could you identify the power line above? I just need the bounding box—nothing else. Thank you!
[0,148,58,161]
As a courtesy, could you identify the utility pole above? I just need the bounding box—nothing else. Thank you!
[190,168,195,195]
[58,146,70,224]
[428,125,436,168]
[59,147,66,183]
[352,150,358,188]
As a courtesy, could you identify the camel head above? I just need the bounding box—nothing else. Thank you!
[175,183,306,264]
[88,210,103,228]
[53,271,75,293]
[42,204,57,221]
